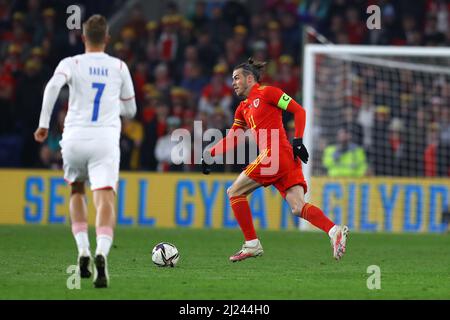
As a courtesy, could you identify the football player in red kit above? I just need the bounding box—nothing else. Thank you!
[202,58,349,262]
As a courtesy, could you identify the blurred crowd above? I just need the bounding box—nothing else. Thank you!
[314,61,450,177]
[0,0,449,176]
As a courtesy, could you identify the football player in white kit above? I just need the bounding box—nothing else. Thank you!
[34,15,136,288]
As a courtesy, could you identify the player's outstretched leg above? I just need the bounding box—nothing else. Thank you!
[328,225,349,260]
[70,183,92,278]
[300,203,350,260]
[227,174,263,262]
[93,189,115,288]
[228,195,264,262]
[285,185,349,260]
[301,203,350,260]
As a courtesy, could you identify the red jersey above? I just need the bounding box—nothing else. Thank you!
[209,83,308,195]
[211,83,305,157]
[233,84,293,157]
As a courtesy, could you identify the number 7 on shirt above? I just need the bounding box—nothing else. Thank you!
[91,82,105,122]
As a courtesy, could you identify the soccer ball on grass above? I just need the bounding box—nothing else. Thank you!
[151,242,180,267]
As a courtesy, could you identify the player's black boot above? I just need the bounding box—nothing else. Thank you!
[93,254,109,288]
[78,255,92,278]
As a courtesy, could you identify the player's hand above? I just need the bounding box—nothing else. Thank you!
[292,138,309,164]
[201,157,211,175]
[34,127,48,143]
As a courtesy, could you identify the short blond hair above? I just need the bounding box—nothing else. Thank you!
[83,15,108,45]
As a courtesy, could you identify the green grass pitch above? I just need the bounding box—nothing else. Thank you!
[0,225,449,299]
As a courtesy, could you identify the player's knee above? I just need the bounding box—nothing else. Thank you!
[291,201,306,217]
[227,186,242,198]
[226,186,234,198]
[291,206,301,217]
[71,182,85,195]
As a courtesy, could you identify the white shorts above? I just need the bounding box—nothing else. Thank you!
[60,139,120,192]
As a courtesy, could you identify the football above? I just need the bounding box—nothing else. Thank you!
[151,242,180,267]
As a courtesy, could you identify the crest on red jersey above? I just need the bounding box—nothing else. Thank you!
[253,98,260,108]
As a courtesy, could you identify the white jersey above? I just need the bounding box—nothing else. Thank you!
[39,52,136,142]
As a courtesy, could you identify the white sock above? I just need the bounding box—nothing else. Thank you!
[328,225,338,238]
[74,232,91,257]
[245,239,259,247]
[96,235,113,257]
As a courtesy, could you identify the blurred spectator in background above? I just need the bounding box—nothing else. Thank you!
[37,144,57,168]
[3,43,23,76]
[222,0,249,28]
[345,6,366,44]
[16,58,46,167]
[120,124,134,171]
[198,63,233,124]
[437,107,450,176]
[403,107,427,176]
[197,32,220,75]
[141,101,169,171]
[0,0,448,177]
[180,61,208,103]
[29,46,51,79]
[155,116,189,172]
[298,0,330,25]
[189,0,208,35]
[0,0,11,27]
[279,11,301,57]
[133,60,149,106]
[145,20,159,47]
[424,14,446,46]
[424,122,440,176]
[208,4,232,47]
[266,21,282,61]
[158,14,179,63]
[322,127,368,177]
[153,62,172,100]
[169,87,186,114]
[207,108,235,173]
[357,94,375,151]
[388,118,407,175]
[342,106,363,147]
[122,118,144,170]
[112,41,131,66]
[370,105,391,176]
[123,4,147,39]
[38,8,66,70]
[273,55,299,98]
[0,62,15,134]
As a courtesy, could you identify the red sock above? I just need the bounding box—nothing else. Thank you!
[230,195,257,241]
[301,203,335,233]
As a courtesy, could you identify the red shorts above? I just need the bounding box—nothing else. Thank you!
[244,149,308,198]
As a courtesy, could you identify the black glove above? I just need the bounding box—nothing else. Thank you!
[201,157,211,175]
[292,138,309,164]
